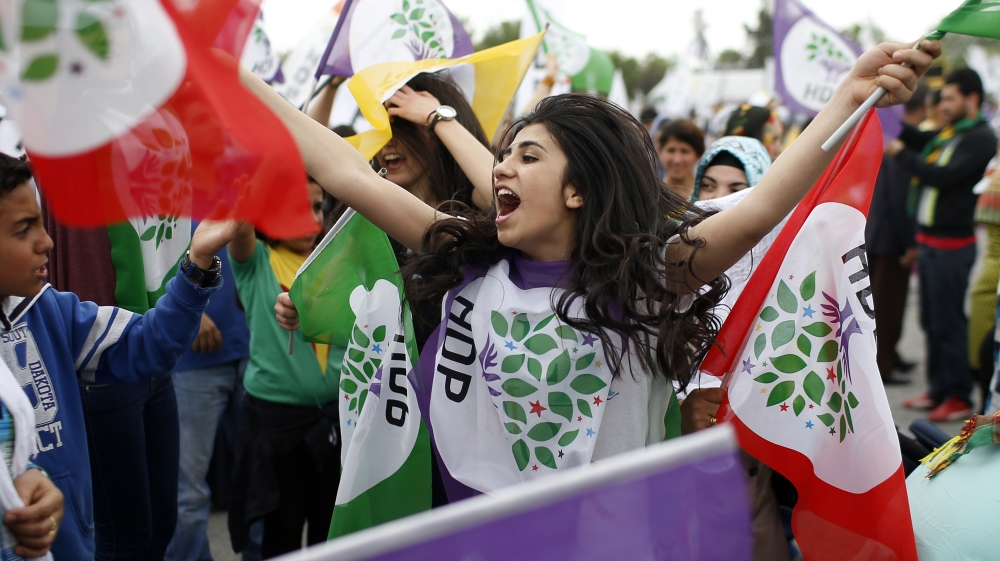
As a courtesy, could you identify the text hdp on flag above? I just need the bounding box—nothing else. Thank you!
[2,0,316,239]
[703,111,919,561]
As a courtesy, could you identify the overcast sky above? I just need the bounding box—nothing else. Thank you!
[262,0,949,60]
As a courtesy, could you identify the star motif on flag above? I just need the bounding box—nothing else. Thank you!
[372,344,383,354]
[504,340,517,351]
[558,450,564,459]
[593,396,603,406]
[808,404,814,409]
[577,416,583,422]
[364,325,369,329]
[344,394,349,400]
[789,274,795,280]
[826,367,836,381]
[741,358,755,374]
[529,400,547,417]
[587,428,595,437]
[780,403,789,412]
[755,323,762,332]
[113,5,125,18]
[595,360,603,368]
[762,360,769,367]
[347,419,353,426]
[572,347,578,354]
[770,293,775,299]
[802,305,815,318]
[70,62,84,75]
[532,465,538,471]
[581,332,597,346]
[805,420,814,429]
[511,310,518,315]
[829,427,836,435]
[760,388,767,394]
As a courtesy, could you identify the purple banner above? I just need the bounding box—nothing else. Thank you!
[281,428,752,561]
[315,0,474,79]
[773,0,902,142]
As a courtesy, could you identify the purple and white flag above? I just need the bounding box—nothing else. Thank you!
[773,0,901,141]
[241,11,285,84]
[315,0,474,79]
[275,427,752,561]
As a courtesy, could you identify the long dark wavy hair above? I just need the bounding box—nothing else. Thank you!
[402,94,729,388]
[379,72,489,205]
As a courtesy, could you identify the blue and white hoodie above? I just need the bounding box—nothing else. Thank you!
[0,267,217,560]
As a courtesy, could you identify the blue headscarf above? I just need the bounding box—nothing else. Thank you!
[691,136,772,202]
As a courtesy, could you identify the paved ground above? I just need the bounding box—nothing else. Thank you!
[203,273,975,560]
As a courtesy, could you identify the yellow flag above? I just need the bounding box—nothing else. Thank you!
[345,32,546,160]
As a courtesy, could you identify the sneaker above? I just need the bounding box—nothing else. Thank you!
[927,397,974,423]
[903,394,938,410]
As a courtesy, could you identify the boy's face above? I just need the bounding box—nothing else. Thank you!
[0,183,53,299]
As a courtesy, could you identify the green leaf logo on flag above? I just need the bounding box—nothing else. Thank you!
[750,270,860,443]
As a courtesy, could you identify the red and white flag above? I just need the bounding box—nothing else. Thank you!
[703,112,917,560]
[0,0,315,239]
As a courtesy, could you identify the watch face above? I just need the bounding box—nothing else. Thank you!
[438,105,458,120]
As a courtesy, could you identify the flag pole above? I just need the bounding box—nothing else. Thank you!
[820,32,942,152]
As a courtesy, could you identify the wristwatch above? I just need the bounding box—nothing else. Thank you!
[180,251,222,287]
[426,105,457,133]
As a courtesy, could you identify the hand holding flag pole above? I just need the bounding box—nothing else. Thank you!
[823,0,1000,151]
[821,33,941,152]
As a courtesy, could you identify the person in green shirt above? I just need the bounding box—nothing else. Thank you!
[226,179,343,558]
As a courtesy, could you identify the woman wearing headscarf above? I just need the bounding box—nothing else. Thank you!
[692,136,772,202]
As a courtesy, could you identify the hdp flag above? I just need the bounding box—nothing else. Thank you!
[703,111,918,560]
[315,0,473,79]
[773,0,902,141]
[522,0,614,95]
[281,427,752,561]
[344,32,544,160]
[936,0,1000,39]
[272,3,345,109]
[0,0,316,239]
[288,209,432,538]
[240,10,284,84]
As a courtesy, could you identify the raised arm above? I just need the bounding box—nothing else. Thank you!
[666,41,939,290]
[239,66,440,250]
[386,86,496,208]
[305,75,346,126]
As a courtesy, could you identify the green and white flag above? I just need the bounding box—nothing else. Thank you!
[288,208,431,539]
[108,109,193,313]
[935,0,1000,40]
[522,0,614,95]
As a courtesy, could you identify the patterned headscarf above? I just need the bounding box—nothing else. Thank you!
[691,136,772,201]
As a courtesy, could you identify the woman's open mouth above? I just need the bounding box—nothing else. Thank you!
[382,153,405,172]
[495,187,521,220]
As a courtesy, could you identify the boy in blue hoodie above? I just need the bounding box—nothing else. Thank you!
[0,154,241,559]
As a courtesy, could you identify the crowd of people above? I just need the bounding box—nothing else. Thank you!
[0,34,996,561]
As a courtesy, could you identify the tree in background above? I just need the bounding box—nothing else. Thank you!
[716,49,745,69]
[474,20,521,51]
[609,51,670,99]
[743,8,772,69]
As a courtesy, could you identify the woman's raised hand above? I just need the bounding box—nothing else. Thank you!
[387,86,444,126]
[846,40,940,109]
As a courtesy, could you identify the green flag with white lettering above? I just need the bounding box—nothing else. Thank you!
[289,209,431,539]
